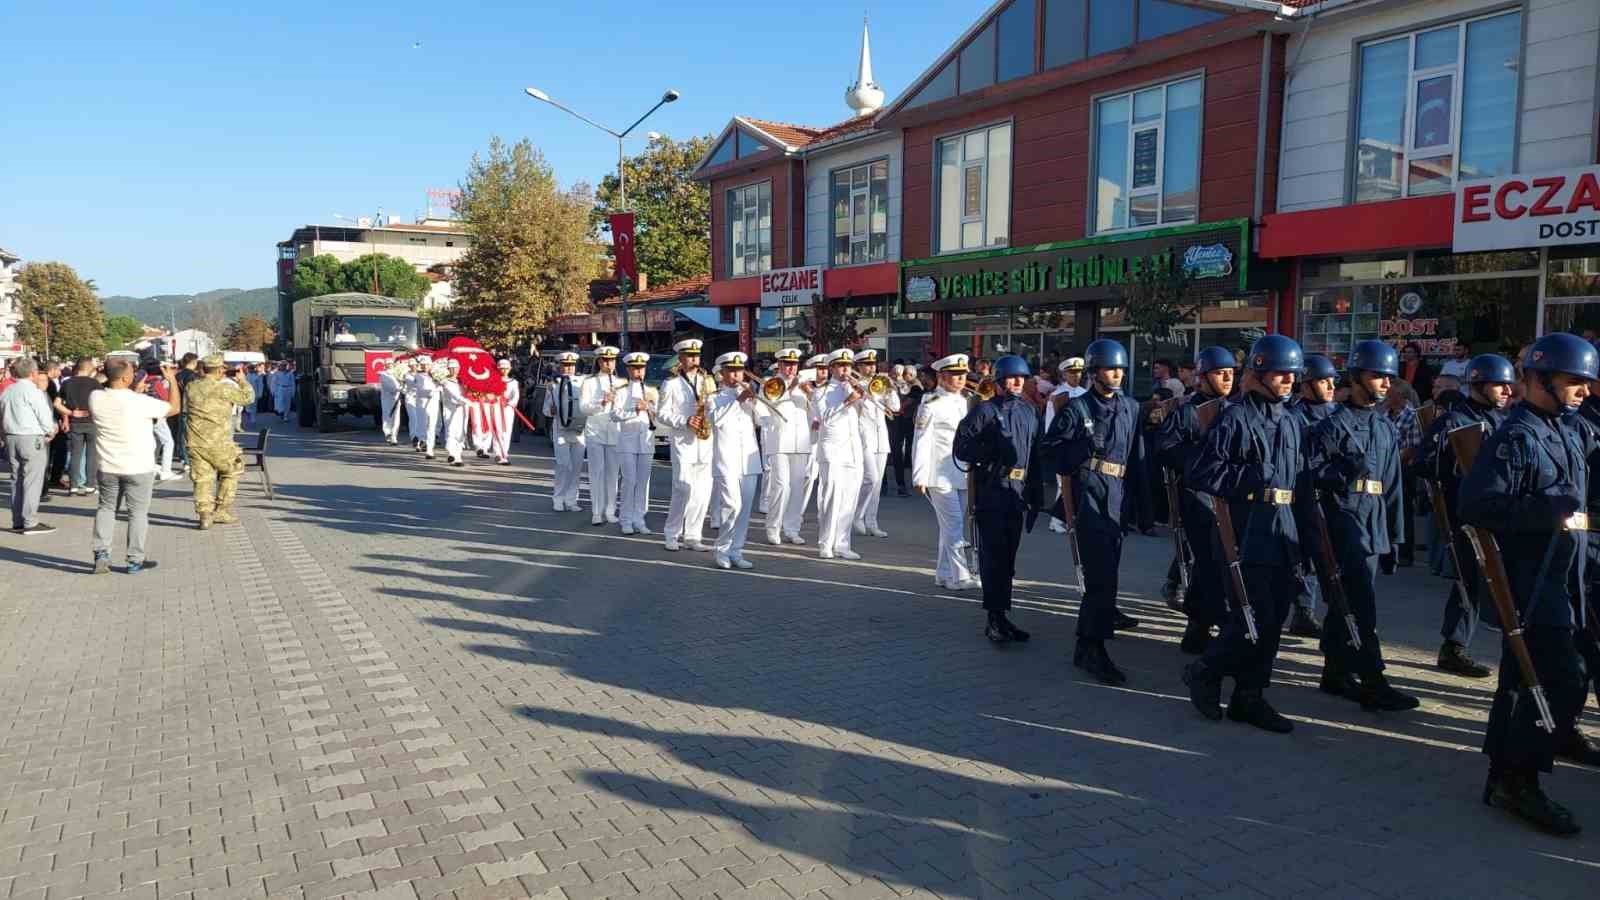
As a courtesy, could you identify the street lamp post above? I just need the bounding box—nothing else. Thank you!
[41,302,65,360]
[524,86,680,353]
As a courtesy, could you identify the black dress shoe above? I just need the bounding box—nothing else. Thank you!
[1183,662,1222,720]
[1484,771,1581,836]
[1112,612,1139,631]
[1179,622,1211,655]
[1287,609,1322,639]
[896,487,909,497]
[985,617,1012,644]
[1000,615,1030,642]
[1318,666,1363,702]
[1437,641,1492,678]
[1074,640,1126,685]
[1359,676,1420,712]
[1556,729,1600,767]
[1227,693,1294,733]
[1161,581,1184,612]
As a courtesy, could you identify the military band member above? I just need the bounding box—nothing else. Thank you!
[1421,353,1514,678]
[1044,339,1146,685]
[851,349,900,538]
[813,349,866,560]
[1304,340,1418,712]
[613,352,657,535]
[914,355,979,590]
[1459,332,1597,836]
[1044,357,1087,533]
[1154,346,1236,653]
[757,348,812,545]
[658,339,715,551]
[491,358,518,465]
[580,346,623,525]
[1182,335,1306,733]
[379,358,404,444]
[542,351,585,511]
[953,355,1041,643]
[708,352,761,570]
[440,358,469,467]
[409,356,439,458]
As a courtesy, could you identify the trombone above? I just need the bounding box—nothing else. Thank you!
[961,376,996,401]
[754,374,790,421]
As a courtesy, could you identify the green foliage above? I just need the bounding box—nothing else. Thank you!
[99,288,278,329]
[1111,262,1200,350]
[795,300,877,356]
[102,315,146,352]
[448,136,599,352]
[289,253,428,302]
[291,254,343,300]
[223,314,277,353]
[593,134,713,288]
[16,261,104,360]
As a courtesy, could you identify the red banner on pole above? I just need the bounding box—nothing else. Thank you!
[610,213,637,285]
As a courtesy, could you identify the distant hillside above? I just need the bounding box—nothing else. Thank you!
[99,287,278,328]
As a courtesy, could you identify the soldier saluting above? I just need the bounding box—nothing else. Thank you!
[1460,332,1597,836]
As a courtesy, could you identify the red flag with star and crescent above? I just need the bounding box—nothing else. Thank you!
[610,213,637,286]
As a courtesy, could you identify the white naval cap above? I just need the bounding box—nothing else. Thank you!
[446,358,461,371]
[556,351,579,364]
[828,348,855,365]
[1060,357,1085,371]
[853,348,878,363]
[713,351,747,371]
[595,345,620,360]
[417,354,433,365]
[773,347,802,363]
[622,351,650,367]
[673,338,703,354]
[497,358,512,368]
[805,354,828,368]
[933,353,970,373]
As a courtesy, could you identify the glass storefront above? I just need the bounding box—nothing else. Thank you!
[754,298,931,363]
[1096,292,1270,396]
[950,305,1081,372]
[1543,247,1600,337]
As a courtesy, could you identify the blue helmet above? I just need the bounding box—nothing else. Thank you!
[1347,340,1400,377]
[992,354,1030,379]
[1085,338,1128,371]
[1247,334,1304,374]
[1303,354,1338,382]
[1524,332,1599,380]
[1195,346,1236,375]
[1465,353,1515,385]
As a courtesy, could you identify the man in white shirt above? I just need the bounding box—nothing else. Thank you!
[1439,342,1471,379]
[1044,357,1088,535]
[408,357,440,458]
[913,354,979,589]
[270,363,294,419]
[813,349,866,560]
[378,359,405,444]
[754,348,811,545]
[490,359,518,465]
[541,351,585,511]
[708,352,761,569]
[851,349,900,539]
[579,346,623,525]
[657,339,715,551]
[612,352,657,534]
[440,359,469,466]
[88,357,180,574]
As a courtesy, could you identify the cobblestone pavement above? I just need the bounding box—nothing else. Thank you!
[2,419,1597,900]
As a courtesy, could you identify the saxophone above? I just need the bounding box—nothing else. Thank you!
[692,371,713,440]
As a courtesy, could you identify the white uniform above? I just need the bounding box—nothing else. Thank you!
[542,375,585,510]
[813,381,863,557]
[612,379,656,533]
[409,371,440,455]
[709,386,761,564]
[913,388,975,587]
[580,372,623,523]
[854,383,901,534]
[490,380,518,463]
[1043,383,1087,531]
[378,369,403,442]
[440,379,468,463]
[271,370,294,418]
[657,370,715,548]
[753,380,812,544]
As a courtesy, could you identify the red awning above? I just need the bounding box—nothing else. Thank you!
[1258,195,1454,259]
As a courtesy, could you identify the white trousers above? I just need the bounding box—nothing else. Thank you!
[665,453,712,544]
[490,405,513,462]
[444,408,467,461]
[471,404,492,453]
[765,452,811,540]
[551,430,585,508]
[274,385,292,418]
[381,389,402,440]
[417,397,441,453]
[855,451,889,529]
[926,487,974,585]
[709,471,723,525]
[619,452,652,529]
[816,461,862,555]
[759,453,777,514]
[714,474,758,560]
[408,396,423,442]
[586,442,621,520]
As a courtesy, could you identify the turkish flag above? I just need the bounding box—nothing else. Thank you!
[364,351,393,384]
[610,213,637,286]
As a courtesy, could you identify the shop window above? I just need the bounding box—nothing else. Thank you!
[726,181,772,278]
[1043,0,1087,69]
[832,160,890,267]
[1301,276,1536,366]
[1353,10,1520,202]
[1094,76,1201,233]
[1302,255,1407,286]
[996,0,1036,83]
[1412,249,1539,277]
[1547,249,1600,300]
[936,123,1012,253]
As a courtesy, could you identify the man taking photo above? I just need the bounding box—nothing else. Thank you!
[88,357,180,573]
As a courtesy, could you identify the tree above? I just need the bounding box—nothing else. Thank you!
[342,253,431,300]
[16,261,104,360]
[223,314,277,353]
[448,136,600,351]
[795,299,877,357]
[102,314,146,352]
[1110,261,1201,356]
[192,297,227,342]
[291,254,343,300]
[593,134,713,288]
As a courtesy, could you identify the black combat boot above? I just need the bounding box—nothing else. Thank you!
[1287,607,1322,639]
[999,614,1030,642]
[1182,662,1222,720]
[1358,674,1420,712]
[1112,611,1140,631]
[1436,641,1492,678]
[985,613,1012,645]
[1179,621,1211,655]
[1484,769,1581,836]
[1318,664,1362,702]
[1161,580,1184,612]
[1073,639,1126,685]
[1556,728,1600,767]
[1226,691,1293,733]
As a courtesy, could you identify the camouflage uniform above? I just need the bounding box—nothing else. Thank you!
[185,360,255,524]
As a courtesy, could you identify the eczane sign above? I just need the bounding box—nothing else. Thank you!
[758,265,823,308]
[1453,164,1600,252]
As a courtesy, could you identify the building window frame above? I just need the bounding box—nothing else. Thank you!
[932,119,1014,255]
[1089,71,1205,236]
[726,180,773,279]
[829,157,891,268]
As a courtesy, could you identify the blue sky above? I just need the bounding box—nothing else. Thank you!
[1,1,979,298]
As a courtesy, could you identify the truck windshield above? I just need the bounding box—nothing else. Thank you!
[332,316,417,347]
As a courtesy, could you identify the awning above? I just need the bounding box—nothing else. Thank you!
[674,307,740,332]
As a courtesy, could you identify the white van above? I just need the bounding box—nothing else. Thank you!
[223,351,267,367]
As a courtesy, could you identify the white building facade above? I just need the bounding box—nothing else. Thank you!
[0,246,21,360]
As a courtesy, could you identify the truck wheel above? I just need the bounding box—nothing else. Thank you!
[316,403,334,433]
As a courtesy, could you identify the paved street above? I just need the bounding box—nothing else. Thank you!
[2,419,1597,900]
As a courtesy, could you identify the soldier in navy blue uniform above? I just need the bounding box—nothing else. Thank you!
[1285,354,1340,639]
[1181,335,1305,733]
[1459,332,1596,836]
[1420,354,1515,679]
[1154,346,1236,654]
[954,355,1044,644]
[1560,385,1600,766]
[1304,341,1418,712]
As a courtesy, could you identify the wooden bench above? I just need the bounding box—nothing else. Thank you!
[237,428,274,501]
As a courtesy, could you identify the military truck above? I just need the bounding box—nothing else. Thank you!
[291,292,420,432]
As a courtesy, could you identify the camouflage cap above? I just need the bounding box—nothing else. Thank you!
[201,353,226,368]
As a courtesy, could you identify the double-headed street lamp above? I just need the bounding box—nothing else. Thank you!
[524,86,680,352]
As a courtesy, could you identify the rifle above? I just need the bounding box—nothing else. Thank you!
[1449,424,1556,734]
[1161,398,1191,609]
[1305,493,1364,651]
[963,464,981,579]
[1415,404,1478,636]
[1056,473,1086,593]
[1194,400,1257,643]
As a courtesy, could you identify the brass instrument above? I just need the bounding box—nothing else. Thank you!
[976,376,996,401]
[867,374,892,398]
[691,371,714,440]
[761,375,787,402]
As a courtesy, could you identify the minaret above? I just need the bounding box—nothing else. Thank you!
[845,16,885,118]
